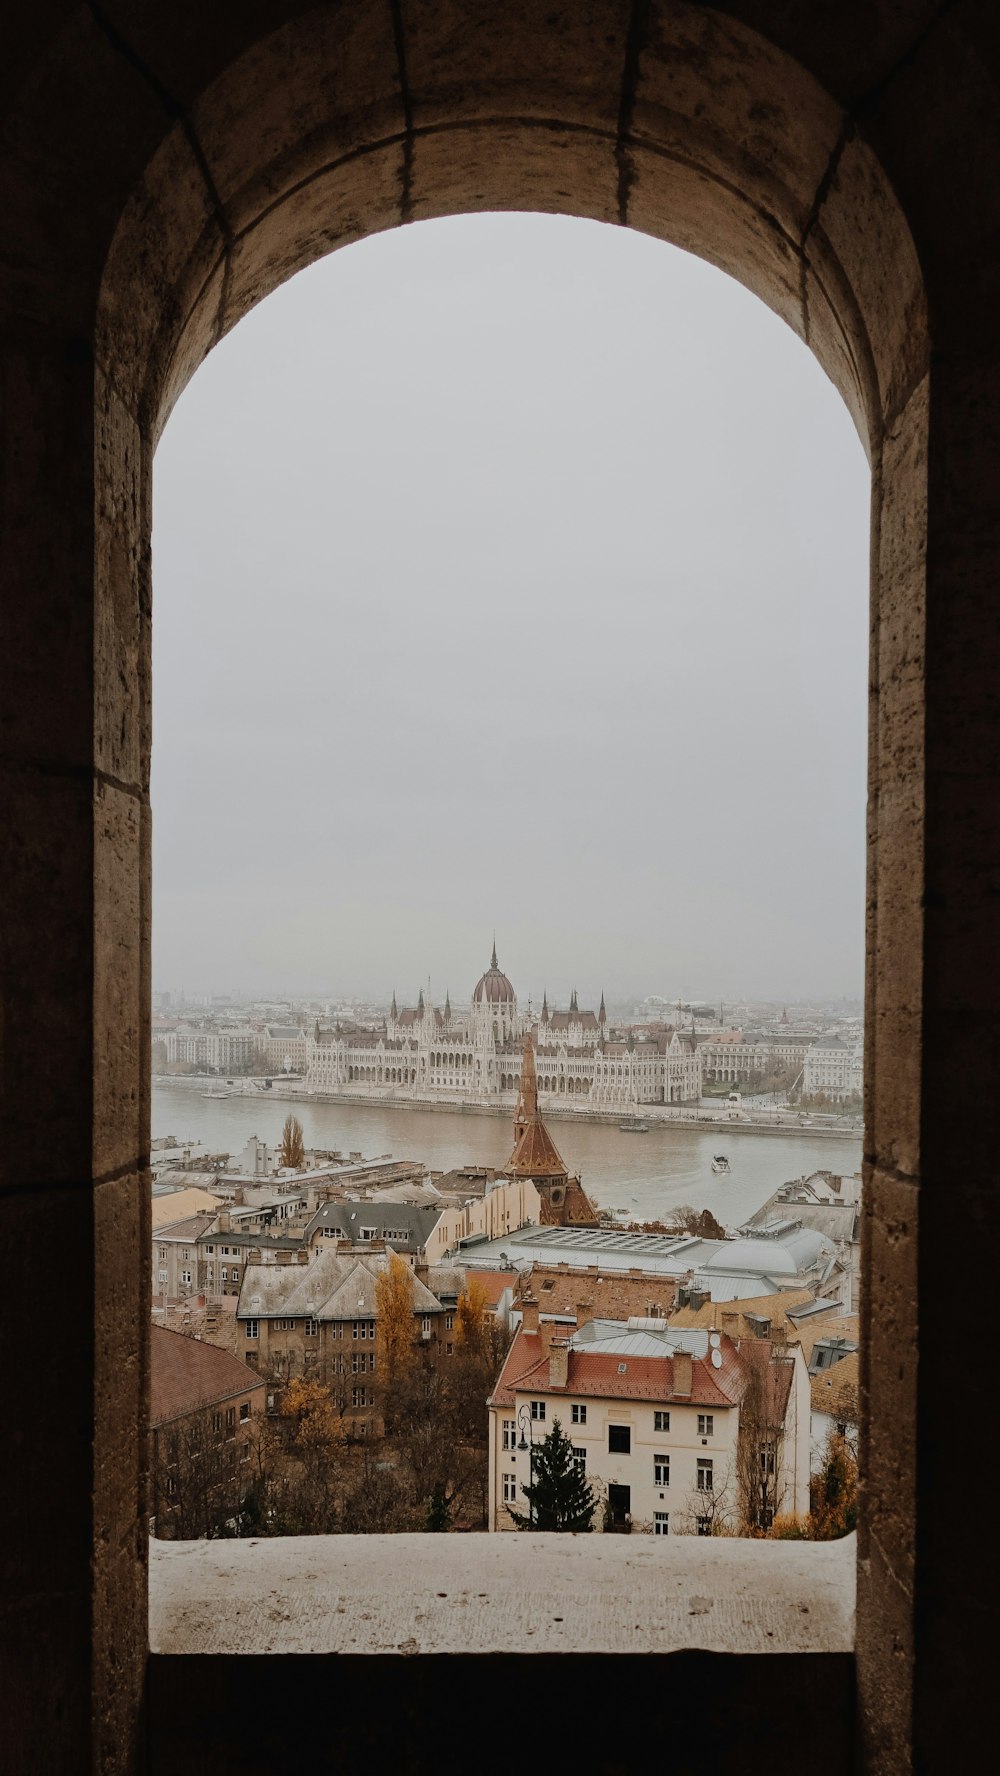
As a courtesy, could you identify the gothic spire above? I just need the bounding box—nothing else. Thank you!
[599,990,606,1025]
[491,934,498,970]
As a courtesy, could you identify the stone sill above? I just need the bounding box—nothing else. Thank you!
[149,1530,855,1656]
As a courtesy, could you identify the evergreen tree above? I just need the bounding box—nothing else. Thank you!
[510,1417,596,1532]
[425,1482,451,1533]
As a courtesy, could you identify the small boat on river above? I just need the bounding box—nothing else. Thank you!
[619,1116,650,1133]
[711,1154,731,1174]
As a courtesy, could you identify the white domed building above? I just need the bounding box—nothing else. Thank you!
[471,943,519,1048]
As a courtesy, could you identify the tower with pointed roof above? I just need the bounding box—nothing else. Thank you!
[506,1034,599,1227]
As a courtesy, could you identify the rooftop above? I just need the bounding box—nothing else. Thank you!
[150,1325,264,1426]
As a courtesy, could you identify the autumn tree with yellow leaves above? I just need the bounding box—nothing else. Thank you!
[375,1250,416,1427]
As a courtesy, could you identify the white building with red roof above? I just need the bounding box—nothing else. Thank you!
[488,1300,810,1536]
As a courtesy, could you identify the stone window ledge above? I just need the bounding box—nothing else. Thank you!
[149,1531,855,1657]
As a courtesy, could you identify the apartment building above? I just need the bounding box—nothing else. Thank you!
[488,1299,809,1535]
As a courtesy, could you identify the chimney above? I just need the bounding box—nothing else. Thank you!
[521,1298,539,1334]
[233,1186,245,1205]
[549,1338,570,1387]
[673,1350,693,1397]
[218,1208,231,1233]
[576,1299,594,1328]
[247,1250,261,1266]
[296,1247,309,1264]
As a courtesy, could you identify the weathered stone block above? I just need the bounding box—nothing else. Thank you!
[402,0,628,131]
[93,779,144,1181]
[627,141,803,336]
[222,145,405,339]
[409,121,618,228]
[190,2,403,235]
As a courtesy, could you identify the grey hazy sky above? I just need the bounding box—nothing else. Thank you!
[152,213,870,1008]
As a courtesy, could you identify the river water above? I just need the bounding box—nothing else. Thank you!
[153,1082,861,1233]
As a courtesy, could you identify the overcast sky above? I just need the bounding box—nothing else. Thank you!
[152,212,870,1009]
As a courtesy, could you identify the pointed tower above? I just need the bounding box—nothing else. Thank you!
[507,1034,599,1227]
[570,988,579,1015]
[508,1034,567,1180]
[541,989,549,1025]
[444,988,451,1024]
[418,987,425,1014]
[598,990,606,1027]
[391,989,398,1020]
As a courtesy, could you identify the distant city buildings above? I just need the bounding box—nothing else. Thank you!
[152,947,863,1111]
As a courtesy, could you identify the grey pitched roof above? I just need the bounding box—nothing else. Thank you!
[237,1249,444,1321]
[303,1200,444,1249]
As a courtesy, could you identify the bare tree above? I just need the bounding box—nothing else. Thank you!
[152,1402,249,1540]
[278,1114,305,1169]
[735,1344,789,1534]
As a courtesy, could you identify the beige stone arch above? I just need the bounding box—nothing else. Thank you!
[10,3,1000,1772]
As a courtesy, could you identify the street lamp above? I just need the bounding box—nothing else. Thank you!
[516,1403,535,1526]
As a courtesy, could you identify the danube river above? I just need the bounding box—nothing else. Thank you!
[153,1082,861,1233]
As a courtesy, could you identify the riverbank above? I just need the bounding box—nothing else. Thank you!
[152,1075,862,1141]
[153,1082,862,1231]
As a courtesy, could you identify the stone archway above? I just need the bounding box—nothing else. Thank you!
[9,4,998,1773]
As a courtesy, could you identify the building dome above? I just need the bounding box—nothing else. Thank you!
[473,943,515,1006]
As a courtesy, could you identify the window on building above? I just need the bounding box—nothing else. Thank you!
[352,1386,371,1408]
[571,1403,587,1424]
[304,1318,318,1337]
[212,1413,223,1434]
[502,1419,516,1450]
[608,1424,631,1455]
[760,1440,776,1475]
[502,1474,517,1504]
[654,1454,670,1486]
[653,1410,670,1432]
[220,1269,228,1282]
[157,1269,167,1284]
[654,1512,669,1536]
[245,1319,258,1339]
[225,1407,236,1438]
[572,1446,586,1472]
[530,1400,545,1421]
[445,1313,455,1330]
[240,1402,250,1421]
[698,1413,715,1437]
[696,1516,712,1536]
[697,1458,714,1492]
[180,1269,191,1285]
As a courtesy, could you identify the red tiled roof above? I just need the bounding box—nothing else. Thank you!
[466,1270,517,1307]
[150,1324,265,1426]
[489,1329,746,1409]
